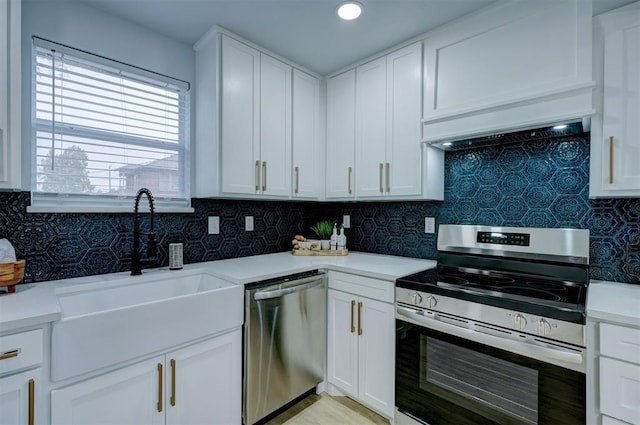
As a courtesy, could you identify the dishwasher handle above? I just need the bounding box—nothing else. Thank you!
[254,277,324,301]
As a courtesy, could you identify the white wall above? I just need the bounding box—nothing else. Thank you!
[21,0,196,190]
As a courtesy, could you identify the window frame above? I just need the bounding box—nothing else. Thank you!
[28,37,193,213]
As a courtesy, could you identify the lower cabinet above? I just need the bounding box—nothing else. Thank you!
[0,368,41,425]
[51,329,241,425]
[327,272,395,418]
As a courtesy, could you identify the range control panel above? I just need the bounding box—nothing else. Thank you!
[476,231,530,246]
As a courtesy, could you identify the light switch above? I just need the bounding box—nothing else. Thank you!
[425,217,435,234]
[343,215,351,229]
[245,216,254,232]
[208,216,220,235]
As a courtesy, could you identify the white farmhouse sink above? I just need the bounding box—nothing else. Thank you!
[51,269,243,382]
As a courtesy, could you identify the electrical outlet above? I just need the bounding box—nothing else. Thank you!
[245,216,254,232]
[425,217,435,234]
[208,216,220,235]
[342,215,350,229]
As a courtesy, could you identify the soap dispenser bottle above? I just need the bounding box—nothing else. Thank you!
[330,223,338,250]
[337,225,346,250]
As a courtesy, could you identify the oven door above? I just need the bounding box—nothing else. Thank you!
[396,318,586,425]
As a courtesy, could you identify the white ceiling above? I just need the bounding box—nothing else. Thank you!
[78,0,636,76]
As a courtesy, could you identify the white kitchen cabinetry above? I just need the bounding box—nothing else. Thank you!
[292,69,322,199]
[51,329,241,425]
[327,271,395,419]
[326,69,356,199]
[218,35,291,198]
[0,0,21,190]
[421,0,594,145]
[590,2,640,197]
[0,329,43,425]
[356,42,434,199]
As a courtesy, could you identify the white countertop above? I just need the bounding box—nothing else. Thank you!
[587,280,640,327]
[0,251,435,333]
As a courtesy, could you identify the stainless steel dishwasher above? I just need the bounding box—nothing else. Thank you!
[243,270,326,425]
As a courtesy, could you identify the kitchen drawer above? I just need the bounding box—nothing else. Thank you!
[0,329,43,375]
[601,323,640,364]
[328,271,394,303]
[600,356,640,425]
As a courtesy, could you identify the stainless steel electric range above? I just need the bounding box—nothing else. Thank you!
[395,224,590,425]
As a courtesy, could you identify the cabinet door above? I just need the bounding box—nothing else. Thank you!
[358,297,395,418]
[220,35,260,195]
[386,42,423,197]
[327,289,358,398]
[600,356,640,424]
[326,70,356,199]
[0,0,21,190]
[259,53,291,197]
[292,69,321,199]
[51,357,164,425]
[0,368,41,425]
[601,7,640,191]
[166,330,241,425]
[355,57,387,198]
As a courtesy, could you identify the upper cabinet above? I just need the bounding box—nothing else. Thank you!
[292,69,322,199]
[328,43,443,201]
[590,1,640,197]
[421,0,595,145]
[326,69,356,199]
[0,0,21,191]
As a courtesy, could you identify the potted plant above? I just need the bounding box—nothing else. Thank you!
[310,220,333,250]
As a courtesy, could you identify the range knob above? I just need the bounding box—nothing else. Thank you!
[426,295,438,309]
[537,319,552,336]
[411,292,423,305]
[513,313,527,330]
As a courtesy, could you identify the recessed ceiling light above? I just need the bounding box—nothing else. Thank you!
[337,1,363,20]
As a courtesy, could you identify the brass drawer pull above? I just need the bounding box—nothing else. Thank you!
[357,301,363,336]
[262,161,267,192]
[379,163,384,193]
[28,379,35,425]
[350,300,355,333]
[157,363,163,412]
[609,136,614,184]
[170,359,176,407]
[0,349,18,361]
[255,160,260,191]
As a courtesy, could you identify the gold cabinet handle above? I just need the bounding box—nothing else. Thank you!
[28,379,35,425]
[157,363,163,412]
[262,161,267,192]
[609,136,614,184]
[350,300,355,333]
[348,166,353,195]
[0,349,18,361]
[294,166,299,195]
[170,359,176,407]
[386,162,390,193]
[357,301,363,335]
[379,163,384,193]
[255,160,260,191]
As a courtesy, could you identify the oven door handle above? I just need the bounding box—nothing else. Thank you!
[396,306,584,366]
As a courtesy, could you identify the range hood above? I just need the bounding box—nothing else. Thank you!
[428,119,590,152]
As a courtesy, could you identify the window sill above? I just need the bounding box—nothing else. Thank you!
[27,206,195,214]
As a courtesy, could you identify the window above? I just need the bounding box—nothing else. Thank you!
[30,37,191,212]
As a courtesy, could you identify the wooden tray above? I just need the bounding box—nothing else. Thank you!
[292,249,348,256]
[0,259,26,287]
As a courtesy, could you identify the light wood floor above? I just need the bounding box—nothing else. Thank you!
[265,393,390,425]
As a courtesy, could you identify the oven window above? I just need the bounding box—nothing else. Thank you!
[421,336,539,425]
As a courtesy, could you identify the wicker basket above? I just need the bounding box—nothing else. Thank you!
[0,260,26,287]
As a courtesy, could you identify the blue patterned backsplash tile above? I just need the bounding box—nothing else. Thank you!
[1,132,639,285]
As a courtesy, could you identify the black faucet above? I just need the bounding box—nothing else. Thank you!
[131,188,157,275]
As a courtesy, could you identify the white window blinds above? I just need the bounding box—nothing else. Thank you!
[31,38,191,212]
